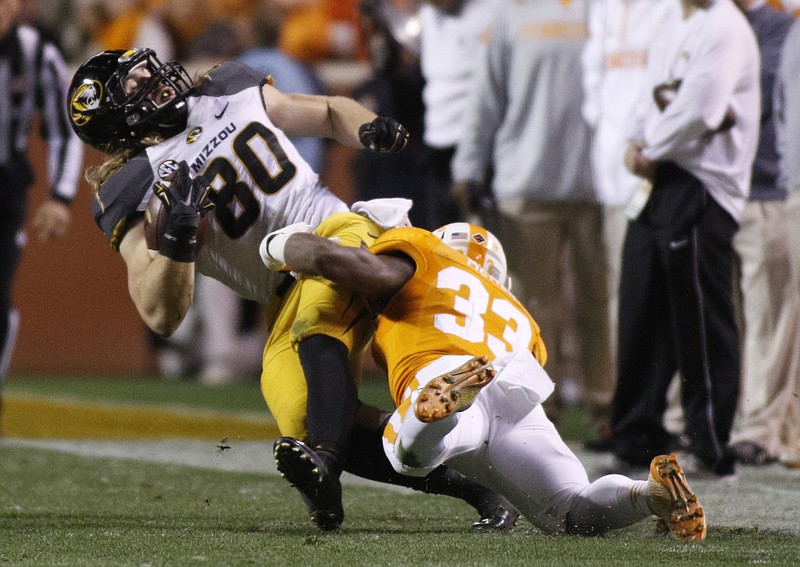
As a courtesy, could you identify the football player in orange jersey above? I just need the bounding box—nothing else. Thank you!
[261,222,708,540]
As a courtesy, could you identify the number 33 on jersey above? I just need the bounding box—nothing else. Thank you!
[369,228,547,407]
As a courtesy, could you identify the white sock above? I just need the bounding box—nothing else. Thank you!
[396,407,460,469]
[566,476,651,535]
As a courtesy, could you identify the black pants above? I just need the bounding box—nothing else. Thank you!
[612,162,739,475]
[421,145,460,231]
[0,170,30,382]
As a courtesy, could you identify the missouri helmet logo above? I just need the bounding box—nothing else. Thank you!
[70,80,103,126]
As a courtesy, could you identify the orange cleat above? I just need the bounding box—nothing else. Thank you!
[414,355,496,423]
[647,454,707,541]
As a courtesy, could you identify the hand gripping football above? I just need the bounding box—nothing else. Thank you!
[144,191,211,251]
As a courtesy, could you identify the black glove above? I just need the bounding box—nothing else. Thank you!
[358,116,410,153]
[153,161,210,262]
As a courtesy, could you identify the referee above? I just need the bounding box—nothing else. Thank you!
[0,0,83,412]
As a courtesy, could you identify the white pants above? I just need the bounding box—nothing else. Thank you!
[383,350,653,535]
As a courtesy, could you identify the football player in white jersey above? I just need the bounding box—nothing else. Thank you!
[67,48,516,531]
[262,222,707,540]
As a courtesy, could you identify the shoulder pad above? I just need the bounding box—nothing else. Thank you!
[199,61,269,97]
[93,153,155,250]
[371,227,435,265]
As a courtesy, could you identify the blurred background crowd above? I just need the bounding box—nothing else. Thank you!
[25,0,380,78]
[4,0,800,471]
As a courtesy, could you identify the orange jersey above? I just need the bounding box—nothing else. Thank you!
[370,227,547,407]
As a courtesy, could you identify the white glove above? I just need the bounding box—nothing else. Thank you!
[350,198,412,228]
[259,222,312,271]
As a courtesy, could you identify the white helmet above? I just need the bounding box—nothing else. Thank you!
[433,223,509,289]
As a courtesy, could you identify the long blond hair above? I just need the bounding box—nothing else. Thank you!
[86,136,162,211]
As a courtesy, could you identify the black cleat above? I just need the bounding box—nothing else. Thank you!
[273,437,344,531]
[472,493,520,531]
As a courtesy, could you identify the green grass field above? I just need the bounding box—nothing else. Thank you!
[1,375,799,566]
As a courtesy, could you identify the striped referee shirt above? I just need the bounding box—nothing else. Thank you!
[0,24,82,202]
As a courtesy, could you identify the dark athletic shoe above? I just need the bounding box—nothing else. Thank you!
[273,437,344,530]
[472,493,520,531]
[731,441,777,466]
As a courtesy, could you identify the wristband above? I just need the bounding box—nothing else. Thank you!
[265,230,292,266]
[159,224,197,263]
[259,222,313,271]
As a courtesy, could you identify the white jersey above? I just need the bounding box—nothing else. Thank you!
[93,62,347,317]
[419,0,498,149]
[581,0,680,207]
[633,0,760,220]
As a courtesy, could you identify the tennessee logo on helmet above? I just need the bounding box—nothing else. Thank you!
[70,80,103,126]
[434,222,509,289]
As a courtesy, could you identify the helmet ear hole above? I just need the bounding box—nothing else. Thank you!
[432,223,509,288]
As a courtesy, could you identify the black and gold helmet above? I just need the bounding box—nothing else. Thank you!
[67,48,195,153]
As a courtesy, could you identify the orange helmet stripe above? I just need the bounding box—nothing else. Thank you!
[466,225,489,266]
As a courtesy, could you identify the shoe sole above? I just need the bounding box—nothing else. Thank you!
[414,355,496,423]
[650,454,707,541]
[273,438,343,530]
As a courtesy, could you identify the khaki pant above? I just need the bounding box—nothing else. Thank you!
[491,199,613,436]
[730,199,800,457]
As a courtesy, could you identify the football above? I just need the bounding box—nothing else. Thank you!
[143,191,210,252]
[144,191,171,251]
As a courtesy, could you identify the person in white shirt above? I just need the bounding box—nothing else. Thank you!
[450,0,615,445]
[614,0,761,478]
[581,1,681,451]
[418,0,498,229]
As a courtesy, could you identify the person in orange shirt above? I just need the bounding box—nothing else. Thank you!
[262,221,708,540]
[96,0,177,58]
[769,0,800,16]
[276,0,362,62]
